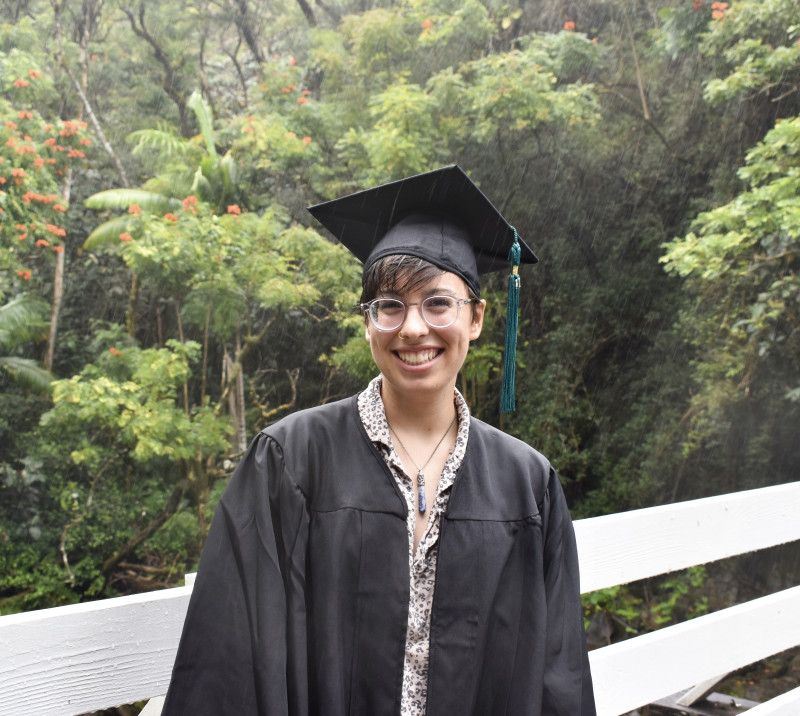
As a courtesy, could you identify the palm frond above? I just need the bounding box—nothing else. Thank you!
[0,356,54,393]
[127,125,193,160]
[190,166,213,200]
[83,216,142,250]
[84,189,183,213]
[188,91,217,158]
[0,295,49,348]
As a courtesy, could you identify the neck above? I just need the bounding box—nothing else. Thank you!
[380,379,457,436]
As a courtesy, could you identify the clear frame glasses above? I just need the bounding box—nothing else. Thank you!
[359,296,477,332]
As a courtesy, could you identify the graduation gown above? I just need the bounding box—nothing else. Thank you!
[163,395,596,716]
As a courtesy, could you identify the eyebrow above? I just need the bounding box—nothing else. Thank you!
[380,286,459,299]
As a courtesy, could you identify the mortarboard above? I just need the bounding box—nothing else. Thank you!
[307,165,536,413]
[306,165,537,295]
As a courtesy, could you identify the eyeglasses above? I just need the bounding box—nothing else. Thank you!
[359,296,477,332]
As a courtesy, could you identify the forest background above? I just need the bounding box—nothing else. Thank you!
[1,0,799,659]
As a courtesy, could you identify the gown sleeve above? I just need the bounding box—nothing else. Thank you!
[541,467,597,716]
[162,432,310,716]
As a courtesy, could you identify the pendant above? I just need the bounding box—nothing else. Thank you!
[417,470,426,514]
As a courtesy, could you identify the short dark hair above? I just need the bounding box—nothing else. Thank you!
[360,254,480,312]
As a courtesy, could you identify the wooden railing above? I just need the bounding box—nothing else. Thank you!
[1,482,799,716]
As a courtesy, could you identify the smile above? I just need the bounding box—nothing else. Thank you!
[395,349,440,365]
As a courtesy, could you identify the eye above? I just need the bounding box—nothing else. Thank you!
[376,298,404,315]
[424,296,455,313]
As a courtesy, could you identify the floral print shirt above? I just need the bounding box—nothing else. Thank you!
[358,375,470,716]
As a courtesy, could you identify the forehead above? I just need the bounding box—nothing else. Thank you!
[381,269,468,297]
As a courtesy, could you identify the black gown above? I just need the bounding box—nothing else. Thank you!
[162,394,596,715]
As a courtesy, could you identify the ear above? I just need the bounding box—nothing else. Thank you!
[469,299,486,341]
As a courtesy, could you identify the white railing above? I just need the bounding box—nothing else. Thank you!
[1,482,799,716]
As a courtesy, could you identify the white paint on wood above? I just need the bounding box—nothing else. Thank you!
[675,673,728,706]
[589,585,800,716]
[139,695,165,716]
[574,482,800,593]
[745,686,800,716]
[0,585,192,716]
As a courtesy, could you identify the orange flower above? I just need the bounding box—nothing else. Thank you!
[79,138,92,145]
[14,78,29,88]
[182,195,198,208]
[28,69,42,79]
[421,20,434,29]
[5,121,17,129]
[281,86,291,93]
[11,168,25,177]
[297,96,308,104]
[66,149,85,158]
[53,245,64,253]
[243,125,254,133]
[564,21,575,31]
[288,84,296,90]
[711,1,728,17]
[128,204,142,215]
[109,347,123,357]
[17,111,32,119]
[18,233,27,241]
[288,57,297,66]
[286,131,296,139]
[44,137,57,146]
[36,239,50,247]
[17,269,32,280]
[119,232,133,242]
[302,89,311,96]
[33,157,44,168]
[16,224,26,230]
[5,138,18,147]
[53,204,66,212]
[227,204,241,215]
[43,124,54,131]
[302,136,312,145]
[164,212,178,221]
[0,177,6,184]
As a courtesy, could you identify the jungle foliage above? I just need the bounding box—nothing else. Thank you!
[1,0,798,629]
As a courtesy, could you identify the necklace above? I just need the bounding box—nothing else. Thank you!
[387,413,457,515]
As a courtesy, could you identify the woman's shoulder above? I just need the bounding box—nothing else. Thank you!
[468,416,551,472]
[257,394,360,445]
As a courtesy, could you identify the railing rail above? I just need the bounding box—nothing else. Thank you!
[1,482,799,716]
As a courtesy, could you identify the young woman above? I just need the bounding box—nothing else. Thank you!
[163,166,595,715]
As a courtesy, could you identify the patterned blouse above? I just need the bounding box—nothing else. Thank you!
[357,375,471,716]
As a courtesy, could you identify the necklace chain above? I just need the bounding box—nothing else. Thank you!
[387,413,456,515]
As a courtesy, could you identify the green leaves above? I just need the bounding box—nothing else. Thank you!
[45,340,230,465]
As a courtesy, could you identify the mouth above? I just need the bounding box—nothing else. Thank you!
[395,348,441,366]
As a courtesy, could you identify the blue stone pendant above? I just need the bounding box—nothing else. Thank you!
[417,470,426,514]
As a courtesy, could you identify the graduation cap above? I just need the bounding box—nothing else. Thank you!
[307,165,536,413]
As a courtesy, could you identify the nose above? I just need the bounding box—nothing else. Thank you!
[400,304,429,337]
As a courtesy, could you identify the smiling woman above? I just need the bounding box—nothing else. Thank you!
[162,165,596,716]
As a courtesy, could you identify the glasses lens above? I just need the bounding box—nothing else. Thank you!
[370,298,406,330]
[421,296,459,328]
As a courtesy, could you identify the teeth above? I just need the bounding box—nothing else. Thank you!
[397,349,438,365]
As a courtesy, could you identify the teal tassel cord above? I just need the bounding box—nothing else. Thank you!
[501,228,521,414]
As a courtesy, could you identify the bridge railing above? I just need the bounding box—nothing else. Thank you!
[1,481,799,716]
